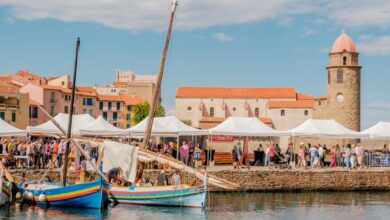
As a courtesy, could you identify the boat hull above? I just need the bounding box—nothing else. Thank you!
[109,185,206,208]
[0,183,11,206]
[19,180,109,209]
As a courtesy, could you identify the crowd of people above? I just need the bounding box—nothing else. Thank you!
[0,137,97,170]
[144,140,203,168]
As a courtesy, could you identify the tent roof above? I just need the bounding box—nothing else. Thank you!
[208,117,290,136]
[80,115,127,136]
[361,121,390,139]
[0,117,27,137]
[27,113,95,135]
[128,116,207,136]
[289,119,368,138]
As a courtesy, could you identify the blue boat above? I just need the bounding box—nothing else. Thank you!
[18,174,109,209]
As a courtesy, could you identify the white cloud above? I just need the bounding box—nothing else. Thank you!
[2,0,390,32]
[212,32,233,42]
[0,0,318,31]
[358,35,390,55]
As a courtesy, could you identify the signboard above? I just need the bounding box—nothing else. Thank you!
[211,135,234,142]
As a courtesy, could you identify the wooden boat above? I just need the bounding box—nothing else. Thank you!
[0,163,14,207]
[18,174,108,209]
[110,184,206,208]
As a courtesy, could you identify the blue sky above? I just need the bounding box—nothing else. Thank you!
[0,0,390,129]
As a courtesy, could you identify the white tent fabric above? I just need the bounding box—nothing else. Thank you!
[208,117,290,136]
[361,121,390,139]
[103,141,138,183]
[288,119,368,138]
[79,115,127,136]
[128,116,208,137]
[0,117,27,137]
[27,113,95,135]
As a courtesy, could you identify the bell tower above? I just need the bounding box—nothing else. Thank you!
[326,32,361,131]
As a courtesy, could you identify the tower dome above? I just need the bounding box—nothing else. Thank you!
[330,33,357,53]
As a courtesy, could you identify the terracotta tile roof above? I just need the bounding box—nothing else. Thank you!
[267,100,314,109]
[0,80,19,93]
[77,86,96,93]
[119,94,143,105]
[113,82,128,86]
[199,117,226,123]
[15,70,44,81]
[259,117,273,124]
[296,93,315,100]
[176,87,297,99]
[97,95,123,102]
[29,99,42,106]
[0,75,12,82]
[41,85,72,93]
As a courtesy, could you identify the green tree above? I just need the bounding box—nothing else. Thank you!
[132,101,165,125]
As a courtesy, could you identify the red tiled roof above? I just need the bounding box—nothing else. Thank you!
[0,80,19,93]
[15,70,44,81]
[97,95,123,102]
[29,99,42,106]
[199,117,226,123]
[119,94,143,105]
[41,85,72,93]
[296,93,315,100]
[259,117,273,124]
[267,100,314,109]
[176,87,297,99]
[113,82,128,86]
[77,86,96,93]
[0,75,12,82]
[315,96,327,101]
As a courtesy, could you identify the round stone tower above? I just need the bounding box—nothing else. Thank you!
[326,32,361,131]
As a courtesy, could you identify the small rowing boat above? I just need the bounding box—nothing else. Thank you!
[18,173,109,209]
[110,184,206,208]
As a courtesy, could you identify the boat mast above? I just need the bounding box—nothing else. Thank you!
[62,37,81,186]
[142,0,178,148]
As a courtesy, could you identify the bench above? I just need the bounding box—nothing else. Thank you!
[201,152,254,165]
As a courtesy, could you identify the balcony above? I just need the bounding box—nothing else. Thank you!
[0,103,19,110]
[49,98,57,104]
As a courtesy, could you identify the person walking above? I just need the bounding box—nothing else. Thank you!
[297,144,306,168]
[330,146,337,167]
[232,143,242,169]
[180,141,190,165]
[344,144,351,169]
[357,143,364,169]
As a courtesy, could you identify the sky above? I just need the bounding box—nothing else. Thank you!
[0,0,390,129]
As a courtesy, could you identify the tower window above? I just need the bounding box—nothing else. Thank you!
[255,107,260,117]
[337,69,344,84]
[281,109,285,116]
[328,71,331,84]
[210,107,215,117]
[343,56,347,65]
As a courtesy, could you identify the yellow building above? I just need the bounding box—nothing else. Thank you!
[0,80,29,129]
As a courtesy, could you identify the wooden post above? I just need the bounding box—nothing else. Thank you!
[142,0,178,148]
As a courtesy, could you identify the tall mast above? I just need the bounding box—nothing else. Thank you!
[62,37,81,186]
[142,0,178,148]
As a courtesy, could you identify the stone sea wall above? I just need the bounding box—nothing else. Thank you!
[9,168,390,192]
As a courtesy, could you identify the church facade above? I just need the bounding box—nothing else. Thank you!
[175,33,361,149]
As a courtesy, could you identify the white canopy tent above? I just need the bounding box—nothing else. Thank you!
[0,117,27,137]
[128,116,208,137]
[288,119,368,138]
[27,113,95,136]
[79,115,127,136]
[208,117,290,136]
[361,121,390,139]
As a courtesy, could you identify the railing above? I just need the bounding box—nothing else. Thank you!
[0,103,5,109]
[49,98,56,104]
[0,104,19,109]
[7,104,18,109]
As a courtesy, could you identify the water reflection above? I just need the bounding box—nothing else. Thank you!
[1,192,390,219]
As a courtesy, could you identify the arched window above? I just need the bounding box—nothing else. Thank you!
[343,56,347,65]
[255,107,260,117]
[210,107,215,117]
[337,69,344,84]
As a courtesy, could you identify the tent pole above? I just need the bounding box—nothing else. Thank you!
[176,135,179,160]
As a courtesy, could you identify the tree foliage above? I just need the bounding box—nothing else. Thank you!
[132,101,165,125]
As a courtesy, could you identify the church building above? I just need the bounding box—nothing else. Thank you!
[175,33,361,144]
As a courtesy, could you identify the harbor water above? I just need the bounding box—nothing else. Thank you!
[1,192,390,219]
